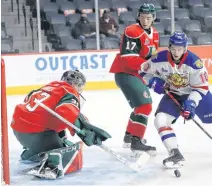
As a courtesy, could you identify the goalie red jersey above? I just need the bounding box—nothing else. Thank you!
[110,23,159,77]
[11,81,80,135]
[10,70,111,179]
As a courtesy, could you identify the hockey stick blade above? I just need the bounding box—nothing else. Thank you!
[135,152,151,168]
[99,144,149,172]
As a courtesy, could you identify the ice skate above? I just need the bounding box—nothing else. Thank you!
[130,136,156,158]
[27,153,62,179]
[123,132,147,148]
[123,132,132,148]
[163,148,185,169]
[28,164,59,180]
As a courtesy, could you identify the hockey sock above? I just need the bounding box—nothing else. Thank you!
[126,104,152,138]
[157,126,178,152]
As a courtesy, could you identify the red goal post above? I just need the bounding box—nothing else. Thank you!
[1,57,10,185]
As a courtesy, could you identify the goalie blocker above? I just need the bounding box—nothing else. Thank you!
[10,70,111,179]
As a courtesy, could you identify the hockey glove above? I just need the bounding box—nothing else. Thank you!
[181,100,196,120]
[75,114,111,146]
[148,77,166,94]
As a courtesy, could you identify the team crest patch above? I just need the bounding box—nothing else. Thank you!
[167,73,188,88]
[194,59,203,69]
[143,91,149,98]
[145,38,150,45]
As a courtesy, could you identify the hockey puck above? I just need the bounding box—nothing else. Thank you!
[174,169,181,178]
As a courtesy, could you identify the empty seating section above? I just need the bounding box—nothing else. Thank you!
[1,0,212,53]
[1,0,52,53]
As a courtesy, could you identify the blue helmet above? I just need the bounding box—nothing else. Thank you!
[169,32,188,48]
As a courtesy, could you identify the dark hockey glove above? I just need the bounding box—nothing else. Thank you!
[148,77,166,94]
[75,114,111,146]
[181,100,196,120]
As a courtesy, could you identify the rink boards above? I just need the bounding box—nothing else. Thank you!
[2,46,212,95]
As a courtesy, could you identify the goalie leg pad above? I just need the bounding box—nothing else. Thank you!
[47,141,83,176]
[28,141,83,179]
[61,141,83,174]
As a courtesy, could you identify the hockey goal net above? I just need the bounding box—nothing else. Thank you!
[1,57,10,185]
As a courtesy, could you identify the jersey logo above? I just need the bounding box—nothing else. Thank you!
[145,38,150,45]
[167,73,188,88]
[143,91,150,99]
[194,59,203,69]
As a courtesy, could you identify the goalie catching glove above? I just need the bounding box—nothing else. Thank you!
[75,114,112,146]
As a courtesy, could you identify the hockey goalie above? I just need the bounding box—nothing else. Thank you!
[10,70,111,179]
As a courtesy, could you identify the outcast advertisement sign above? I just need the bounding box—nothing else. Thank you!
[2,46,212,95]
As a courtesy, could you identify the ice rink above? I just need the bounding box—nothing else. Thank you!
[6,88,212,186]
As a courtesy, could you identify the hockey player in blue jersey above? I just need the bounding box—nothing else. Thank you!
[140,31,212,168]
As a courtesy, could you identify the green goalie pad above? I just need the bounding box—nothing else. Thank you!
[40,141,83,177]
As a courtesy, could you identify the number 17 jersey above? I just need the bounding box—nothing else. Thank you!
[110,23,159,77]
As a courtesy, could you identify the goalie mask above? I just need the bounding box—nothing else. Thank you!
[61,70,86,93]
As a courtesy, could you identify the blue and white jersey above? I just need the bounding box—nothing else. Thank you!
[140,50,209,106]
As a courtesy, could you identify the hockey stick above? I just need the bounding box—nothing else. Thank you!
[34,99,149,172]
[165,89,212,140]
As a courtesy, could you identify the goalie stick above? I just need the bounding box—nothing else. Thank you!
[34,99,150,173]
[165,89,212,140]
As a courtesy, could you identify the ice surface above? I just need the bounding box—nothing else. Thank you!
[6,88,212,186]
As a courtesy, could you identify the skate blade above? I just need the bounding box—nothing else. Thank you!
[27,168,57,180]
[27,168,39,175]
[164,161,184,169]
[131,149,156,158]
[146,150,157,156]
[123,143,131,148]
[131,150,143,158]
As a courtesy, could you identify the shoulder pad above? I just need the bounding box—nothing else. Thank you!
[62,83,79,96]
[47,81,79,97]
[185,51,202,69]
[152,50,169,63]
[193,59,203,69]
[125,24,145,38]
